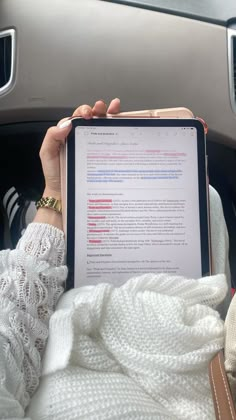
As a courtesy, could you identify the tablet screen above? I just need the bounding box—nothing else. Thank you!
[67,119,209,288]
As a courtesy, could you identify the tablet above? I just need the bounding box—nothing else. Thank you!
[65,118,210,289]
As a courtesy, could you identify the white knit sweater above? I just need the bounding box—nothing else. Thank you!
[0,187,231,419]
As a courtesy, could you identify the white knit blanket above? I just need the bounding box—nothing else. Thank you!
[27,272,228,420]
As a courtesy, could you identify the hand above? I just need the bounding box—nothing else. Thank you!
[39,98,121,199]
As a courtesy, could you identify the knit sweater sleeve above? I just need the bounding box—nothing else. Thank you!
[0,223,67,419]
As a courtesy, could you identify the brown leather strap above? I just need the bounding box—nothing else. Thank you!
[209,351,236,420]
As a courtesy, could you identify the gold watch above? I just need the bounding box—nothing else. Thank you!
[36,196,62,214]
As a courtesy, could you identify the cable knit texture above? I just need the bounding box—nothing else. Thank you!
[26,273,227,420]
[0,223,67,418]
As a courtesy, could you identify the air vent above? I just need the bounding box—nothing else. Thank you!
[0,29,16,96]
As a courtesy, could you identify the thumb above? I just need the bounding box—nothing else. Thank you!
[40,120,72,160]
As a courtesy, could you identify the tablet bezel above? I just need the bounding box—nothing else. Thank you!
[66,118,209,289]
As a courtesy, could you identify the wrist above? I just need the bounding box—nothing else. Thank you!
[43,187,61,200]
[34,207,63,231]
[34,189,63,231]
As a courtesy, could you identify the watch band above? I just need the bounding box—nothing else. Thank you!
[36,196,62,214]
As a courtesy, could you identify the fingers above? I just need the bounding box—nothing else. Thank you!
[71,98,121,119]
[107,98,121,114]
[54,98,120,136]
[50,97,121,152]
[72,104,93,119]
[72,101,107,119]
[56,100,107,128]
[40,97,121,186]
[92,100,107,116]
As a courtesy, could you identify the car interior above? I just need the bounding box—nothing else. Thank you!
[1,0,236,286]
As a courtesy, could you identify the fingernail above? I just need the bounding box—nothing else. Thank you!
[58,119,72,129]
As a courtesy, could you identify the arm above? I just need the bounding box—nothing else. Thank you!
[0,99,120,418]
[0,223,66,418]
